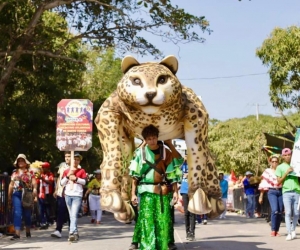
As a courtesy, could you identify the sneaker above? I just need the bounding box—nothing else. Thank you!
[291,231,297,239]
[10,234,20,240]
[128,243,138,250]
[203,219,207,225]
[286,234,292,241]
[168,243,177,250]
[91,219,95,223]
[51,230,62,238]
[96,221,101,224]
[40,224,48,230]
[275,232,280,237]
[270,231,276,237]
[73,233,79,242]
[68,233,75,242]
[186,232,190,240]
[187,233,195,241]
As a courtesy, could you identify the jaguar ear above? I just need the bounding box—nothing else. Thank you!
[121,56,140,74]
[159,55,178,75]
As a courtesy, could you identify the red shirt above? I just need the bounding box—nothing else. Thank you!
[62,168,86,179]
[38,172,54,199]
[62,168,87,197]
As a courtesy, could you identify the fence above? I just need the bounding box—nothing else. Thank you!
[0,174,12,232]
[229,187,270,219]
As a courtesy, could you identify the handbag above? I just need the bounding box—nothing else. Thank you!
[20,172,34,209]
[188,188,212,215]
[22,188,33,209]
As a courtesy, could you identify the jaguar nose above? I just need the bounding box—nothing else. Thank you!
[145,91,157,101]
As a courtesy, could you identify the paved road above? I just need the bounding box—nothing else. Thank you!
[0,211,299,250]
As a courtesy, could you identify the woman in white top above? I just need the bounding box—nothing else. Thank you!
[258,154,282,237]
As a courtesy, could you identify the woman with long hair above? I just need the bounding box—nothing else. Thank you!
[8,154,37,240]
[258,154,283,237]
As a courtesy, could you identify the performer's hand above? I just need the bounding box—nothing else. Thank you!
[172,192,178,204]
[131,195,138,206]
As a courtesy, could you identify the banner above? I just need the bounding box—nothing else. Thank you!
[290,128,300,176]
[56,99,93,151]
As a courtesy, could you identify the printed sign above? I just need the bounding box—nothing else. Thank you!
[290,128,300,176]
[56,99,93,151]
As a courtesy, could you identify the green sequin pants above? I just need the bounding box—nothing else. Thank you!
[132,192,173,250]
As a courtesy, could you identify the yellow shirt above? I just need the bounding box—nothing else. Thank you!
[88,178,101,195]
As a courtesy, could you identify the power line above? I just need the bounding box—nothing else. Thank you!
[180,72,268,81]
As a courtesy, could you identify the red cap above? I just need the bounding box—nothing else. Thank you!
[41,162,50,168]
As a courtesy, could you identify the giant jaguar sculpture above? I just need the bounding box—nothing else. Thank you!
[94,55,222,223]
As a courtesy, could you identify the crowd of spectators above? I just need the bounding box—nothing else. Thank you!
[1,151,102,242]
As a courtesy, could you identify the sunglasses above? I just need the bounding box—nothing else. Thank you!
[271,161,278,163]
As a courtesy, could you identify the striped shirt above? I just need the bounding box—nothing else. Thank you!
[258,168,282,190]
[38,172,54,199]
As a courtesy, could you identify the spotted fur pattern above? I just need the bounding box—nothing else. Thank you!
[95,56,221,222]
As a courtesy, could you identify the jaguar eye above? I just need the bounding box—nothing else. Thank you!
[157,76,168,84]
[132,78,142,86]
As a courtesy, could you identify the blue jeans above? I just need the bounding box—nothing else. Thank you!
[12,191,32,230]
[246,194,256,217]
[267,189,283,232]
[282,191,300,234]
[65,195,82,234]
[38,197,50,224]
[182,193,195,234]
[196,214,207,223]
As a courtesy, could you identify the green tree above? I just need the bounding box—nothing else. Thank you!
[256,26,300,111]
[0,0,211,104]
[0,11,87,173]
[81,48,123,173]
[81,48,122,102]
[208,114,300,176]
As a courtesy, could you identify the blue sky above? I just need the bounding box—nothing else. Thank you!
[131,0,300,121]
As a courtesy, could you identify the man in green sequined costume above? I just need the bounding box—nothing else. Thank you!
[129,125,183,250]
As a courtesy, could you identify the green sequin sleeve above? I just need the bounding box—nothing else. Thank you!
[129,148,142,177]
[166,157,184,183]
